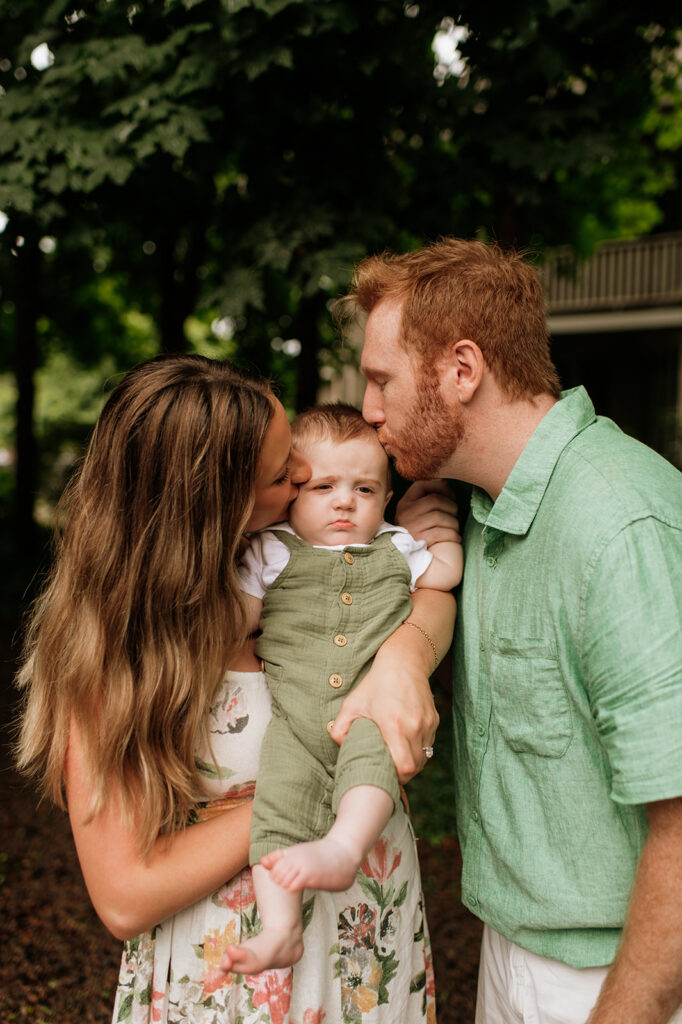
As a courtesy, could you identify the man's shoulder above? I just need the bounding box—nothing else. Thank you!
[553,416,682,531]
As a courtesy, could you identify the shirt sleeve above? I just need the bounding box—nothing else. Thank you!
[389,527,434,591]
[238,532,290,599]
[581,515,682,806]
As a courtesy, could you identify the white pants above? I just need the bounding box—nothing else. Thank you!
[476,924,682,1024]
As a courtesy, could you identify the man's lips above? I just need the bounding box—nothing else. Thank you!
[377,431,393,455]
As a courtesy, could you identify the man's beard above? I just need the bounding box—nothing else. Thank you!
[379,372,465,481]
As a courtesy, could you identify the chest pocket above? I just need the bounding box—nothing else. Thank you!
[489,635,572,758]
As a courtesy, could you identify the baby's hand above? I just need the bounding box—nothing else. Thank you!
[396,480,460,547]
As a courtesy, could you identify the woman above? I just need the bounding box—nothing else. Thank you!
[16,354,455,1023]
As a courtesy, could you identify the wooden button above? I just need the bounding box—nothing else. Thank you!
[341,592,353,605]
[326,720,335,733]
[343,552,355,564]
[329,673,343,688]
[333,634,348,647]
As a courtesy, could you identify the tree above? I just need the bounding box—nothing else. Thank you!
[0,0,681,544]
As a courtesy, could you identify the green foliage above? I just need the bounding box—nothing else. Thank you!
[0,375,16,448]
[407,699,457,846]
[0,0,682,534]
[434,0,682,253]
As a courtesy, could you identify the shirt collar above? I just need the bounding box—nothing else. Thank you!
[470,386,596,537]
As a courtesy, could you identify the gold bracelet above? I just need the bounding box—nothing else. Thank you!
[402,619,438,671]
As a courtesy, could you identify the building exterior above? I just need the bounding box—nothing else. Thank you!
[544,231,682,467]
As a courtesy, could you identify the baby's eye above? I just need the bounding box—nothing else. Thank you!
[315,483,332,491]
[357,486,374,494]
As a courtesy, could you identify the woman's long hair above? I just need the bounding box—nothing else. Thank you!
[15,354,274,854]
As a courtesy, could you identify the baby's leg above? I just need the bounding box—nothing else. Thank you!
[221,864,303,974]
[261,785,393,892]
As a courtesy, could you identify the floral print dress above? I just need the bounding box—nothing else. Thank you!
[112,670,436,1024]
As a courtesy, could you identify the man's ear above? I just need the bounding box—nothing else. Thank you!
[438,338,485,404]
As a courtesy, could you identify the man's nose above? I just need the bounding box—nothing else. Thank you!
[362,384,384,427]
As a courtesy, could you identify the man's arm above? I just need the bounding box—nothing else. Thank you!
[330,587,455,782]
[587,796,682,1024]
[581,513,682,1024]
[330,480,459,780]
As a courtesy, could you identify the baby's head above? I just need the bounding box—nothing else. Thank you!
[289,403,392,547]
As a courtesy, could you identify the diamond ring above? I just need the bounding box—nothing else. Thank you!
[422,745,434,759]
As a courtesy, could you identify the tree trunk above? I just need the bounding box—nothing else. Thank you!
[14,238,40,554]
[494,188,521,249]
[158,223,206,354]
[295,297,322,412]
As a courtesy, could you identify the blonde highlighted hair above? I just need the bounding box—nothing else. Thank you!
[335,237,561,400]
[15,354,273,854]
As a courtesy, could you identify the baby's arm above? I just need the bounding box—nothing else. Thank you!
[237,532,270,634]
[241,592,264,636]
[414,537,463,591]
[397,479,463,591]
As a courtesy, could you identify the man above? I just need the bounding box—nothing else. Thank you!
[333,239,682,1024]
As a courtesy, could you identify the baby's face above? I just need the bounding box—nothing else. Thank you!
[289,434,392,547]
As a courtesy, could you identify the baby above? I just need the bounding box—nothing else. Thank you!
[223,403,462,975]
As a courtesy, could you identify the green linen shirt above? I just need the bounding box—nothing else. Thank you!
[452,386,682,969]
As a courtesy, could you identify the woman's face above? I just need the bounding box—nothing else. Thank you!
[246,399,310,532]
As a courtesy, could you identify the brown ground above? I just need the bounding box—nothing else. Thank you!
[0,625,482,1024]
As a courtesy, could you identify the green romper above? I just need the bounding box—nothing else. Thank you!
[249,530,413,865]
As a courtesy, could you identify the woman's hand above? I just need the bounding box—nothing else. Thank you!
[396,480,460,547]
[330,589,455,783]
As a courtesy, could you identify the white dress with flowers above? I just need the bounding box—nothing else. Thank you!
[112,670,436,1024]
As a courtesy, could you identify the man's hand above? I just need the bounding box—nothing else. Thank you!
[396,480,461,547]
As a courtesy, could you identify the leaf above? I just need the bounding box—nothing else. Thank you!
[116,992,134,1022]
[138,982,152,1006]
[194,757,236,780]
[376,949,399,1005]
[357,875,383,906]
[409,971,426,994]
[393,880,408,909]
[302,895,315,931]
[227,715,249,734]
[44,164,69,196]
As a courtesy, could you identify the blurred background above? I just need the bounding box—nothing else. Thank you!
[1,1,681,1020]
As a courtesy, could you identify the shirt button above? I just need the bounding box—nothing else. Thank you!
[476,724,485,736]
[486,556,497,568]
[472,810,479,822]
[341,592,353,605]
[467,895,478,909]
[333,634,348,647]
[329,673,343,688]
[326,720,335,734]
[344,552,355,565]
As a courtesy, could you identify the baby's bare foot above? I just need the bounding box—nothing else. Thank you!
[261,837,360,893]
[221,928,303,975]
